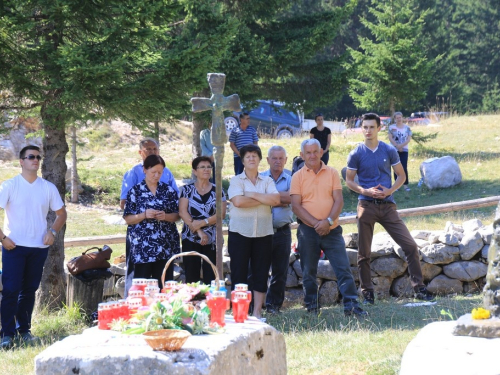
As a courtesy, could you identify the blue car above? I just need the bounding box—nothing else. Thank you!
[224,100,302,139]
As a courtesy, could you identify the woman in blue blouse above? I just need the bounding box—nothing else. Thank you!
[124,155,180,288]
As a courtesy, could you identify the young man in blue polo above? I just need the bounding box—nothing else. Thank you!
[345,113,434,304]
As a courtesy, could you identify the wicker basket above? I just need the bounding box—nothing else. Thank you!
[143,329,191,351]
[161,251,220,291]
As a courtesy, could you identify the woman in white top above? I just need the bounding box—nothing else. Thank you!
[228,144,280,319]
[388,112,413,191]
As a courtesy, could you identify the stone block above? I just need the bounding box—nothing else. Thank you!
[427,274,462,295]
[372,276,392,299]
[481,244,490,260]
[391,275,413,298]
[110,262,126,276]
[421,243,460,264]
[459,231,484,260]
[317,260,336,280]
[115,277,125,299]
[283,288,304,308]
[346,248,358,266]
[350,267,359,282]
[419,156,462,189]
[420,262,442,282]
[292,260,302,278]
[478,224,493,245]
[370,232,396,259]
[288,252,296,265]
[285,266,298,288]
[463,278,486,294]
[428,231,444,244]
[438,232,461,246]
[371,256,407,278]
[414,238,429,249]
[462,218,483,233]
[443,261,488,282]
[410,230,432,241]
[103,277,117,297]
[444,221,464,234]
[35,322,287,375]
[343,232,358,249]
[453,314,500,338]
[319,280,339,306]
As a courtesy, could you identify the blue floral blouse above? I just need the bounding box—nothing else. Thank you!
[124,180,180,264]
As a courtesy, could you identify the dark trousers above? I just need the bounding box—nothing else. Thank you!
[321,150,330,165]
[182,239,216,285]
[228,231,273,293]
[297,224,358,310]
[356,200,423,292]
[394,151,409,185]
[134,259,174,290]
[266,225,292,309]
[1,245,48,337]
[233,156,244,175]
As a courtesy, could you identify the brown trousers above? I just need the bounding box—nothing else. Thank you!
[357,200,424,292]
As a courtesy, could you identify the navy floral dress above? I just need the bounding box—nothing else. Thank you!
[124,180,180,264]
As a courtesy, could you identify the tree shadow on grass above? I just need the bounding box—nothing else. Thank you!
[269,295,482,335]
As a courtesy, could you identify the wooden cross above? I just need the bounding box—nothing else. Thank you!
[191,73,241,279]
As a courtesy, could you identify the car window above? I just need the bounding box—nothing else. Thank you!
[253,105,270,116]
[271,106,299,121]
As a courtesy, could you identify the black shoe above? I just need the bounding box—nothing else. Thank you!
[1,336,14,350]
[307,305,320,314]
[362,291,375,305]
[344,306,368,318]
[414,287,435,301]
[20,332,39,345]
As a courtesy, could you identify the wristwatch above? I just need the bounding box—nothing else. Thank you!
[327,217,334,226]
[204,218,209,226]
[49,228,57,236]
[0,235,6,242]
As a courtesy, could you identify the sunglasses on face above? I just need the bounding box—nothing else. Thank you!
[22,154,42,161]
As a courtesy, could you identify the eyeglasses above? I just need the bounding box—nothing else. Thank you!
[197,166,213,170]
[22,154,42,161]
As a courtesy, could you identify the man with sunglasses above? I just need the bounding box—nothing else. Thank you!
[0,145,67,349]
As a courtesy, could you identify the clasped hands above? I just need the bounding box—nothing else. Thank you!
[145,208,166,221]
[365,184,392,199]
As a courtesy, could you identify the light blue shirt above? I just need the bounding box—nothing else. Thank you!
[260,169,293,228]
[200,128,213,157]
[120,163,179,200]
[346,141,400,203]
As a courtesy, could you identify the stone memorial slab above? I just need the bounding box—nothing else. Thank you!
[35,318,287,375]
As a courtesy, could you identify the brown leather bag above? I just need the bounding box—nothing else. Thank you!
[67,245,113,275]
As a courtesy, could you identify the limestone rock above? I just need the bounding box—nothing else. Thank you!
[444,221,464,233]
[285,266,299,288]
[390,275,413,298]
[292,260,302,278]
[419,156,462,189]
[317,260,336,280]
[481,245,490,260]
[414,239,429,249]
[371,256,407,278]
[420,262,442,282]
[427,274,463,295]
[283,288,304,308]
[223,256,231,274]
[288,252,296,265]
[462,218,483,233]
[350,267,359,282]
[410,230,432,241]
[371,232,396,259]
[103,277,116,297]
[428,231,444,244]
[319,280,339,306]
[343,232,358,249]
[35,323,287,375]
[463,278,486,294]
[443,261,488,282]
[438,232,461,246]
[453,314,500,339]
[459,231,484,260]
[346,248,358,266]
[421,243,460,264]
[478,224,493,245]
[372,276,392,299]
[115,277,125,299]
[110,262,126,276]
[394,246,422,262]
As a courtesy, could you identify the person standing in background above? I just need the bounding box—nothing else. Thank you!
[309,113,332,165]
[388,112,412,191]
[199,125,215,183]
[229,113,259,175]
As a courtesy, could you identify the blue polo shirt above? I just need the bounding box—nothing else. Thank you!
[120,163,179,200]
[346,141,400,203]
[229,126,258,156]
[260,169,293,228]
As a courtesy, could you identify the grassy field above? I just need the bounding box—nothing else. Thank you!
[0,114,499,373]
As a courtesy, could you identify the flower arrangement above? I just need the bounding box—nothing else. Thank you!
[110,282,224,335]
[471,307,491,320]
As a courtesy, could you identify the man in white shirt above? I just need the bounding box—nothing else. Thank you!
[0,145,67,349]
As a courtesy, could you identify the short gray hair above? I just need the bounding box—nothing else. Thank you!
[139,138,159,149]
[267,145,287,157]
[394,111,403,117]
[300,138,321,153]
